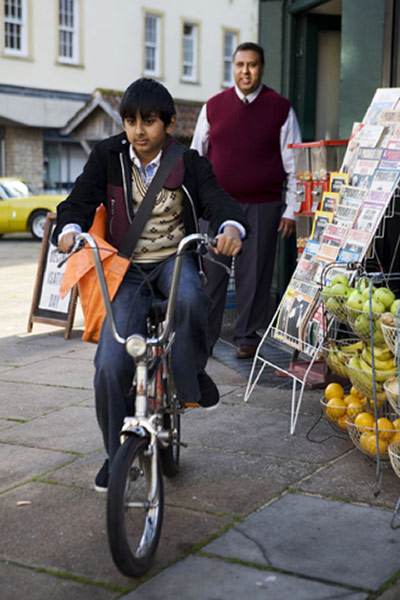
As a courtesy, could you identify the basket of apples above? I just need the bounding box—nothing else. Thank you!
[321,273,351,324]
[345,279,397,343]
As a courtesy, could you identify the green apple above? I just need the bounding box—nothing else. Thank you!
[359,277,372,293]
[390,299,400,315]
[346,292,364,310]
[354,313,370,335]
[330,283,348,295]
[326,296,341,315]
[331,273,349,287]
[373,287,395,309]
[361,285,377,300]
[363,298,385,313]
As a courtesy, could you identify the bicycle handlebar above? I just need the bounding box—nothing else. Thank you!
[57,232,218,348]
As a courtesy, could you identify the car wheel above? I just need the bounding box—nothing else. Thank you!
[29,210,48,240]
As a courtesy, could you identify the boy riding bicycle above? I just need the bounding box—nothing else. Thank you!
[54,78,249,491]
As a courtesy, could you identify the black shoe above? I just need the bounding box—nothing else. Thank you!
[197,373,220,410]
[94,459,109,492]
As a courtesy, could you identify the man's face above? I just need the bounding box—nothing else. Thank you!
[233,49,264,95]
[124,111,176,166]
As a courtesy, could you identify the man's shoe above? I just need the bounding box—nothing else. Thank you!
[236,344,257,359]
[197,372,220,410]
[94,459,109,492]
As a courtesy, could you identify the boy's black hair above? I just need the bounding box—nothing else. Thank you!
[119,78,176,127]
[233,42,264,66]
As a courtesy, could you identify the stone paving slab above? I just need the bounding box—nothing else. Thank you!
[0,561,118,600]
[0,334,84,367]
[41,449,108,490]
[0,355,94,389]
[123,554,368,600]
[182,400,353,463]
[162,445,317,517]
[0,381,92,420]
[294,446,400,508]
[0,481,231,586]
[0,405,103,453]
[204,492,400,591]
[0,444,78,492]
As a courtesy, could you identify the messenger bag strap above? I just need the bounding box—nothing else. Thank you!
[118,143,186,259]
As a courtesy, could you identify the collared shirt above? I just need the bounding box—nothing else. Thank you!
[191,84,302,221]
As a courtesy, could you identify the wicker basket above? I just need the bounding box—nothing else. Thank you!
[388,440,400,478]
[346,416,396,461]
[346,360,396,402]
[381,321,399,355]
[384,377,400,416]
[346,306,382,342]
[320,397,350,432]
[321,292,349,324]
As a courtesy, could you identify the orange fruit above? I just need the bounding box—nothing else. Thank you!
[337,414,349,430]
[354,411,374,432]
[359,431,373,453]
[391,431,400,443]
[343,394,354,406]
[350,386,364,398]
[392,419,400,431]
[347,399,364,417]
[376,417,394,441]
[364,433,388,456]
[325,383,344,401]
[325,397,347,420]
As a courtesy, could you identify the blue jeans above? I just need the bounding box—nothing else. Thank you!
[94,255,211,463]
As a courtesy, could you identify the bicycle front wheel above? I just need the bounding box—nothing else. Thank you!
[107,435,164,577]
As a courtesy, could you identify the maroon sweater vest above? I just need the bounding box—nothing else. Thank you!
[206,86,290,204]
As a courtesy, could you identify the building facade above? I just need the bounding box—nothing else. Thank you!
[0,0,258,191]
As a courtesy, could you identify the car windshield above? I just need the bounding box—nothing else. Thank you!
[0,179,39,198]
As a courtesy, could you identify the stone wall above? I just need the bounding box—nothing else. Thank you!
[5,127,43,191]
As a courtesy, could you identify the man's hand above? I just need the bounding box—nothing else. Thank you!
[58,232,77,254]
[278,217,296,239]
[212,225,242,256]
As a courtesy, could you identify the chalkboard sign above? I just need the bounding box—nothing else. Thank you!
[27,212,78,339]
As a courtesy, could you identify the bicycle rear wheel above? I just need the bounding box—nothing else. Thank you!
[107,435,163,577]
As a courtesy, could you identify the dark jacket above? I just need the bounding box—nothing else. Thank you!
[53,133,249,248]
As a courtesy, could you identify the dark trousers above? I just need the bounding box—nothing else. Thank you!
[202,201,283,347]
[93,255,211,464]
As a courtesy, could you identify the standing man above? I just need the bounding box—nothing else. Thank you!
[191,42,302,359]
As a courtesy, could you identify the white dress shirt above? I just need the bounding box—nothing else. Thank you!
[191,84,302,220]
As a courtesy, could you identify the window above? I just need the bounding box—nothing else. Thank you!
[182,22,198,82]
[223,30,238,86]
[58,0,79,64]
[144,12,161,76]
[4,0,27,56]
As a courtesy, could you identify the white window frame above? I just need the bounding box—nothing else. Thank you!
[4,0,28,57]
[144,12,161,77]
[58,0,79,65]
[223,29,239,87]
[182,22,198,83]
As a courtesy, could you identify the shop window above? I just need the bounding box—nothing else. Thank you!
[223,30,238,87]
[58,0,79,64]
[144,12,161,76]
[4,0,27,56]
[182,22,198,82]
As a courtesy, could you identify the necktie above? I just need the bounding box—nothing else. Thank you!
[243,97,249,104]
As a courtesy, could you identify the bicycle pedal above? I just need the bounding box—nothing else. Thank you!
[179,441,188,448]
[183,401,199,408]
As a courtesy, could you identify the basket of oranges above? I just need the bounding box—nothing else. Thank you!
[320,382,365,433]
[346,414,400,461]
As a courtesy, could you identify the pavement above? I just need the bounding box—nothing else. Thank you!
[1,235,400,600]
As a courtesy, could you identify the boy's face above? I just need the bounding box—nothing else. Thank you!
[124,111,176,166]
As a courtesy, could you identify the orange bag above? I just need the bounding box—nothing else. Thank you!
[59,205,130,343]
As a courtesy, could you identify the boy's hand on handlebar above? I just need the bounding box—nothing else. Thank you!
[212,225,242,257]
[58,232,77,254]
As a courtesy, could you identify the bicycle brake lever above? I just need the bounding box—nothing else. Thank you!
[56,237,86,268]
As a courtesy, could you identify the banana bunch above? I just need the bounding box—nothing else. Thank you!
[326,339,363,377]
[348,348,396,400]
